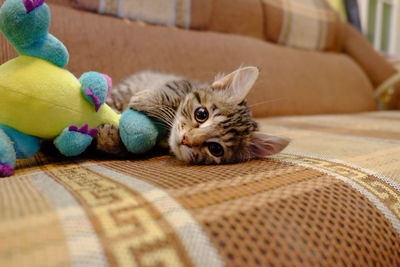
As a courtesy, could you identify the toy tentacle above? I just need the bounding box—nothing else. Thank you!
[0,125,41,159]
[18,33,69,68]
[54,125,98,157]
[119,110,160,154]
[0,129,16,177]
[80,72,112,112]
[0,0,69,67]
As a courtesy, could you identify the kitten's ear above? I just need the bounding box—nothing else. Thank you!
[249,132,290,158]
[212,66,259,103]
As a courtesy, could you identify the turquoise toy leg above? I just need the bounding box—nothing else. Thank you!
[0,125,41,177]
[0,125,41,159]
[54,125,98,157]
[119,110,161,154]
[80,72,112,111]
[0,130,16,177]
[0,0,69,67]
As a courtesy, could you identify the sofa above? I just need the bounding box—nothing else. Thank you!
[0,0,399,266]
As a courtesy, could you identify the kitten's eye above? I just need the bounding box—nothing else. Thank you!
[194,107,209,123]
[207,142,224,157]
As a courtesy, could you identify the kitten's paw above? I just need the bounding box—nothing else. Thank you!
[96,124,128,156]
[0,164,14,177]
[54,125,97,157]
[127,97,143,111]
[127,92,151,112]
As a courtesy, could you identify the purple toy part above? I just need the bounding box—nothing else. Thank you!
[101,74,113,96]
[84,88,101,111]
[0,164,14,177]
[88,128,98,137]
[69,125,79,132]
[23,0,45,13]
[80,124,89,133]
[68,124,98,137]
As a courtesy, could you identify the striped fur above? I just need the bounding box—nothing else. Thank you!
[99,68,289,164]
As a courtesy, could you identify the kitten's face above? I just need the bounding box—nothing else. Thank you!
[169,88,256,164]
[169,67,290,164]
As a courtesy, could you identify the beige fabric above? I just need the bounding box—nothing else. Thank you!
[262,0,344,51]
[0,3,377,116]
[343,23,399,89]
[48,0,398,108]
[189,0,213,30]
[1,111,399,266]
[97,0,191,28]
[69,0,265,39]
[0,176,71,267]
[15,4,374,117]
[259,111,400,181]
[207,0,265,39]
[374,72,400,109]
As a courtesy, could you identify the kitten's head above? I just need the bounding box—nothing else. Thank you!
[169,66,290,164]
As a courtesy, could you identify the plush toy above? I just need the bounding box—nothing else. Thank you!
[0,0,164,177]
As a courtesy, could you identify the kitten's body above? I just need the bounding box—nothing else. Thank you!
[98,67,289,164]
[107,71,186,112]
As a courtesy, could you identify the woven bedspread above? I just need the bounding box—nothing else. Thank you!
[1,111,399,266]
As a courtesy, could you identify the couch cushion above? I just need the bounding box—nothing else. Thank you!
[68,0,265,39]
[43,0,400,95]
[1,111,399,266]
[262,0,344,51]
[205,0,264,39]
[343,23,399,88]
[0,3,376,116]
[57,4,376,116]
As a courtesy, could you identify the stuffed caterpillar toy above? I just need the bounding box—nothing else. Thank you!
[0,0,164,177]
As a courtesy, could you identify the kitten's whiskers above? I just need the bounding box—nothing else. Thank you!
[248,97,285,108]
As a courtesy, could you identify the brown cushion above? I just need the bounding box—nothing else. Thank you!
[0,3,376,117]
[206,0,264,39]
[70,0,194,29]
[70,0,264,39]
[343,23,398,88]
[262,0,344,51]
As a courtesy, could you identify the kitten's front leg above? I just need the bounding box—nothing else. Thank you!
[107,82,136,112]
[95,124,128,156]
[127,90,157,113]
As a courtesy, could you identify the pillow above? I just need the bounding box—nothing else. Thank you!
[262,0,344,51]
[72,0,192,28]
[69,0,262,38]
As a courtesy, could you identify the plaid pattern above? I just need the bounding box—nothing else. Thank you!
[98,0,191,28]
[262,0,343,51]
[1,111,400,266]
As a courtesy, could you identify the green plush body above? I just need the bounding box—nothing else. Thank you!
[0,56,120,138]
[0,0,162,177]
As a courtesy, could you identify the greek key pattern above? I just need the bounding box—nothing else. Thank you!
[276,154,400,219]
[44,164,192,267]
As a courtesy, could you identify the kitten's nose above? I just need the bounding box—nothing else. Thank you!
[182,136,192,147]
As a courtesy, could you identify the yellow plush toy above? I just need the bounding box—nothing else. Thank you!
[0,56,119,138]
[0,0,164,177]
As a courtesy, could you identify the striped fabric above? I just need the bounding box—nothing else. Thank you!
[98,0,191,28]
[1,111,399,266]
[262,0,343,51]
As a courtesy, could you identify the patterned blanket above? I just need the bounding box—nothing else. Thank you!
[92,0,191,28]
[70,0,343,51]
[262,0,343,51]
[1,111,399,266]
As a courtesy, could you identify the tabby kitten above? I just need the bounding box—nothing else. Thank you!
[99,67,289,164]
